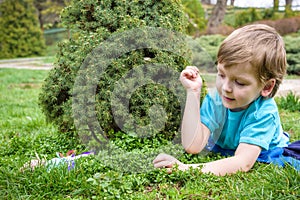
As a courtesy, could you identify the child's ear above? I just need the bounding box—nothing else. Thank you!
[261,79,276,97]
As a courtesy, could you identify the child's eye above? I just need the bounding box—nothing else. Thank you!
[235,80,245,86]
[217,73,225,78]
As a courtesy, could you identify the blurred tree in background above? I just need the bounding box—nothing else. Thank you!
[206,0,227,34]
[34,0,70,30]
[0,0,46,59]
[273,0,279,11]
[182,0,207,37]
[285,0,294,17]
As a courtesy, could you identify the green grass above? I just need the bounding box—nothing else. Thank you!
[41,56,56,64]
[0,68,299,199]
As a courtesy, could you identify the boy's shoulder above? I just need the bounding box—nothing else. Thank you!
[248,96,279,119]
[252,96,277,110]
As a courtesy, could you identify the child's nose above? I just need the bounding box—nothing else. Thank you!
[222,80,233,93]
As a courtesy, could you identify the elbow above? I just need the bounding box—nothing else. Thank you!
[183,145,201,155]
[182,141,207,155]
[240,162,255,173]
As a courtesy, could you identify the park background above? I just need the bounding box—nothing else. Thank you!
[0,0,300,199]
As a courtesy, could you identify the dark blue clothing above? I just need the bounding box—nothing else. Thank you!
[206,139,300,171]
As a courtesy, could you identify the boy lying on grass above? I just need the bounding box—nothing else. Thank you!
[153,24,300,175]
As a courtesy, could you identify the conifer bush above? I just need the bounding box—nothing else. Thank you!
[0,0,45,59]
[39,0,208,146]
[284,34,300,75]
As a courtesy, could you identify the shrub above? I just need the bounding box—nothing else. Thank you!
[0,0,46,59]
[274,17,300,35]
[260,8,283,20]
[39,0,207,145]
[182,0,207,36]
[234,8,262,28]
[254,16,300,36]
[283,34,300,75]
[276,92,300,112]
[261,8,275,20]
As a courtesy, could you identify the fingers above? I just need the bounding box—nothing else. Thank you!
[182,66,199,79]
[153,153,176,168]
[186,66,199,73]
[153,160,173,168]
[153,153,188,173]
[180,66,201,84]
[179,66,202,91]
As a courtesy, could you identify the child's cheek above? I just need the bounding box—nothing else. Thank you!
[215,78,223,94]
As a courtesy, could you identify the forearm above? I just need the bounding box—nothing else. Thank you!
[181,91,209,154]
[183,156,253,176]
[186,144,260,176]
[200,156,253,176]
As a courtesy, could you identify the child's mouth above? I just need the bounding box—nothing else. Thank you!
[223,95,235,102]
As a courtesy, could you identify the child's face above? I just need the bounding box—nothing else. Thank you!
[216,62,263,111]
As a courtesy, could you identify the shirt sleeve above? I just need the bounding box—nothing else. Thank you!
[239,98,279,151]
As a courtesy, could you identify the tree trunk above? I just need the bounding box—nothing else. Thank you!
[33,0,46,30]
[285,0,293,16]
[273,0,279,11]
[207,0,227,34]
[201,0,211,5]
[230,0,235,6]
[285,0,293,10]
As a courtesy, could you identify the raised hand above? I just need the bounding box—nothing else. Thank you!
[179,66,202,93]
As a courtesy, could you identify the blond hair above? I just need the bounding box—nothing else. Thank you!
[217,24,287,98]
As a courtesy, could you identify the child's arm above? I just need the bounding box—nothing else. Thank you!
[153,143,261,176]
[200,143,261,175]
[181,90,211,153]
[179,66,210,153]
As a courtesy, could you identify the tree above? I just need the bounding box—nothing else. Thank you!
[201,0,211,5]
[182,0,207,37]
[273,0,279,11]
[33,0,70,29]
[206,0,227,34]
[0,0,46,58]
[285,0,293,16]
[286,0,293,9]
[39,0,207,145]
[33,0,45,29]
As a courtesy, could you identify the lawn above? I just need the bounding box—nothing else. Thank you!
[0,68,299,199]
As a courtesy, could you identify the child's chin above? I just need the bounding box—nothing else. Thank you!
[223,104,242,111]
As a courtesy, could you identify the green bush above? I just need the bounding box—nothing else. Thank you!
[283,34,300,75]
[0,0,46,59]
[39,0,207,146]
[234,8,262,27]
[260,8,283,20]
[276,92,300,112]
[182,0,207,36]
[261,8,275,20]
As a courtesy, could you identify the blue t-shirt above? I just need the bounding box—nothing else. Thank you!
[200,90,289,153]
